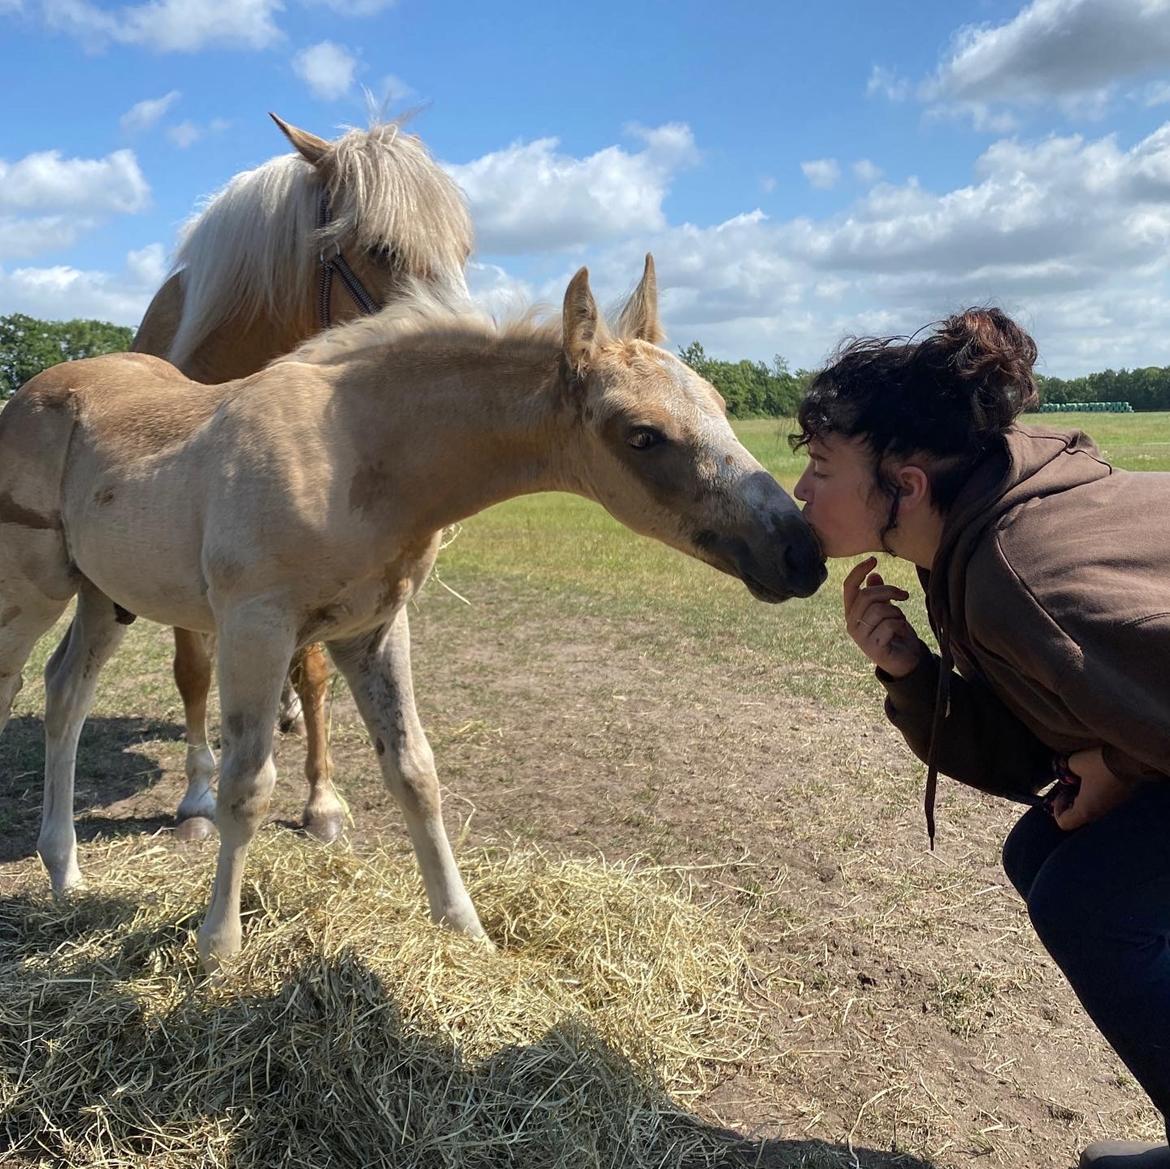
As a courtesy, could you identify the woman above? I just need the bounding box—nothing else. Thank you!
[792,308,1170,1169]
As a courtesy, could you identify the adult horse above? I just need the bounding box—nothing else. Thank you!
[0,258,826,969]
[133,113,472,846]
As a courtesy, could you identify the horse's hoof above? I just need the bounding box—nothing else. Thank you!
[176,816,216,843]
[279,713,306,736]
[302,810,343,844]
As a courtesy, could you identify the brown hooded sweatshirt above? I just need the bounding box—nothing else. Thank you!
[877,426,1169,833]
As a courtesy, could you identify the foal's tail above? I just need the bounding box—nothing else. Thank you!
[0,367,83,735]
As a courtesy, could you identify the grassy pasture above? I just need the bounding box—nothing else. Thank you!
[1,409,1167,1168]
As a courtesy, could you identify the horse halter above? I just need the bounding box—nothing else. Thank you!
[316,190,381,329]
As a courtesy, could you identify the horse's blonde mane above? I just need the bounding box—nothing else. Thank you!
[168,121,473,370]
[273,281,571,368]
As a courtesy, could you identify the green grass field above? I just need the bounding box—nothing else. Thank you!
[436,411,1170,703]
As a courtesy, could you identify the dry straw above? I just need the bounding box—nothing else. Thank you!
[1,831,763,1167]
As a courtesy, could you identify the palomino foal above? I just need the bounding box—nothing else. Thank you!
[133,113,473,847]
[0,257,825,969]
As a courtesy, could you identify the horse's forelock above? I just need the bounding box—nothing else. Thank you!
[322,121,472,283]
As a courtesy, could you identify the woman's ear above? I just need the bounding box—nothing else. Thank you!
[895,464,932,511]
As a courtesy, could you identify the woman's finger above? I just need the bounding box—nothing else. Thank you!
[843,558,877,609]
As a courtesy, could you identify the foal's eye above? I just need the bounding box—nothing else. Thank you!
[366,244,396,264]
[627,427,664,451]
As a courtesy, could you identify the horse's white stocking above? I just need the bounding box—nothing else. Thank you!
[172,628,217,840]
[38,583,127,894]
[329,612,487,942]
[196,612,292,971]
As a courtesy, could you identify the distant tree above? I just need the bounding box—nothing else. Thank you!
[0,313,134,399]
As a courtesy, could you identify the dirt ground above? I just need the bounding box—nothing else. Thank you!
[0,576,1161,1168]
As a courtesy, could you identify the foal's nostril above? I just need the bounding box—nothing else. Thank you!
[781,522,827,592]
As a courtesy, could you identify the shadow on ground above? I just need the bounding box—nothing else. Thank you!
[0,892,938,1169]
[0,714,180,862]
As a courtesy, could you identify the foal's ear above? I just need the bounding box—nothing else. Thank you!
[270,113,332,169]
[616,253,664,344]
[563,267,601,375]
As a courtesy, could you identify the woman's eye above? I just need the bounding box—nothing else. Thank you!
[628,428,663,450]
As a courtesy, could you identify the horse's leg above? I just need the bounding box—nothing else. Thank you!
[196,610,293,971]
[278,674,304,735]
[173,628,218,842]
[328,612,488,941]
[293,642,344,843]
[38,582,127,893]
[0,593,69,739]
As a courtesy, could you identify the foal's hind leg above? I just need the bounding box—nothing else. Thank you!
[291,642,344,843]
[173,627,218,842]
[38,581,127,893]
[197,608,294,970]
[328,611,487,942]
[0,594,70,739]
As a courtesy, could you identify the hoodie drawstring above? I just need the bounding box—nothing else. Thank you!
[924,639,954,849]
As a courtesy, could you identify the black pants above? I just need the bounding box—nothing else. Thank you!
[1002,783,1170,1139]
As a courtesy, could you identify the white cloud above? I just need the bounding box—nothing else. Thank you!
[167,121,202,148]
[41,0,282,52]
[379,73,413,105]
[293,41,359,101]
[925,0,1170,112]
[853,159,882,184]
[801,159,840,190]
[306,0,396,13]
[447,123,699,253]
[0,149,150,213]
[0,246,167,325]
[867,65,910,102]
[466,260,535,321]
[512,119,1170,376]
[760,176,777,193]
[0,216,90,260]
[120,91,181,134]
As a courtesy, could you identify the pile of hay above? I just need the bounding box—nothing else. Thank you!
[0,831,762,1167]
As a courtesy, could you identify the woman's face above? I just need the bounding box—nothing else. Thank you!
[793,434,887,558]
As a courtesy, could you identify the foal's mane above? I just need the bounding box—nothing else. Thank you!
[272,282,568,368]
[167,121,472,370]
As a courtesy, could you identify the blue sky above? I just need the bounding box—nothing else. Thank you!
[3,0,1170,376]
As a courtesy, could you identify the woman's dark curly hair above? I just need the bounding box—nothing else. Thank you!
[792,307,1039,545]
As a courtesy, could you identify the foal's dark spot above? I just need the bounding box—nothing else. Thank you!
[0,491,61,531]
[225,712,247,741]
[723,454,734,466]
[349,463,393,515]
[375,737,385,756]
[113,603,137,625]
[0,604,22,625]
[94,487,116,505]
[207,552,244,589]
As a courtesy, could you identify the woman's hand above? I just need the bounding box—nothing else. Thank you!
[842,557,928,678]
[1051,748,1136,831]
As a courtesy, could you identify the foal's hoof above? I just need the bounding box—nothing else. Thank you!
[302,810,343,844]
[176,815,216,843]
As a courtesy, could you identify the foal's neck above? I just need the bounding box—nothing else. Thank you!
[346,333,579,535]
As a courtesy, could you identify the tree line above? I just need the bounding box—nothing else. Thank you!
[1,314,135,398]
[4,312,1170,415]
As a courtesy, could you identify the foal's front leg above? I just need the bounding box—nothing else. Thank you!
[328,611,488,942]
[196,610,293,971]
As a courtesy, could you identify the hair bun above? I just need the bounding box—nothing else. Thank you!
[927,307,1039,426]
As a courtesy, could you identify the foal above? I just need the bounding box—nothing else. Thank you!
[133,113,473,845]
[0,258,825,969]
